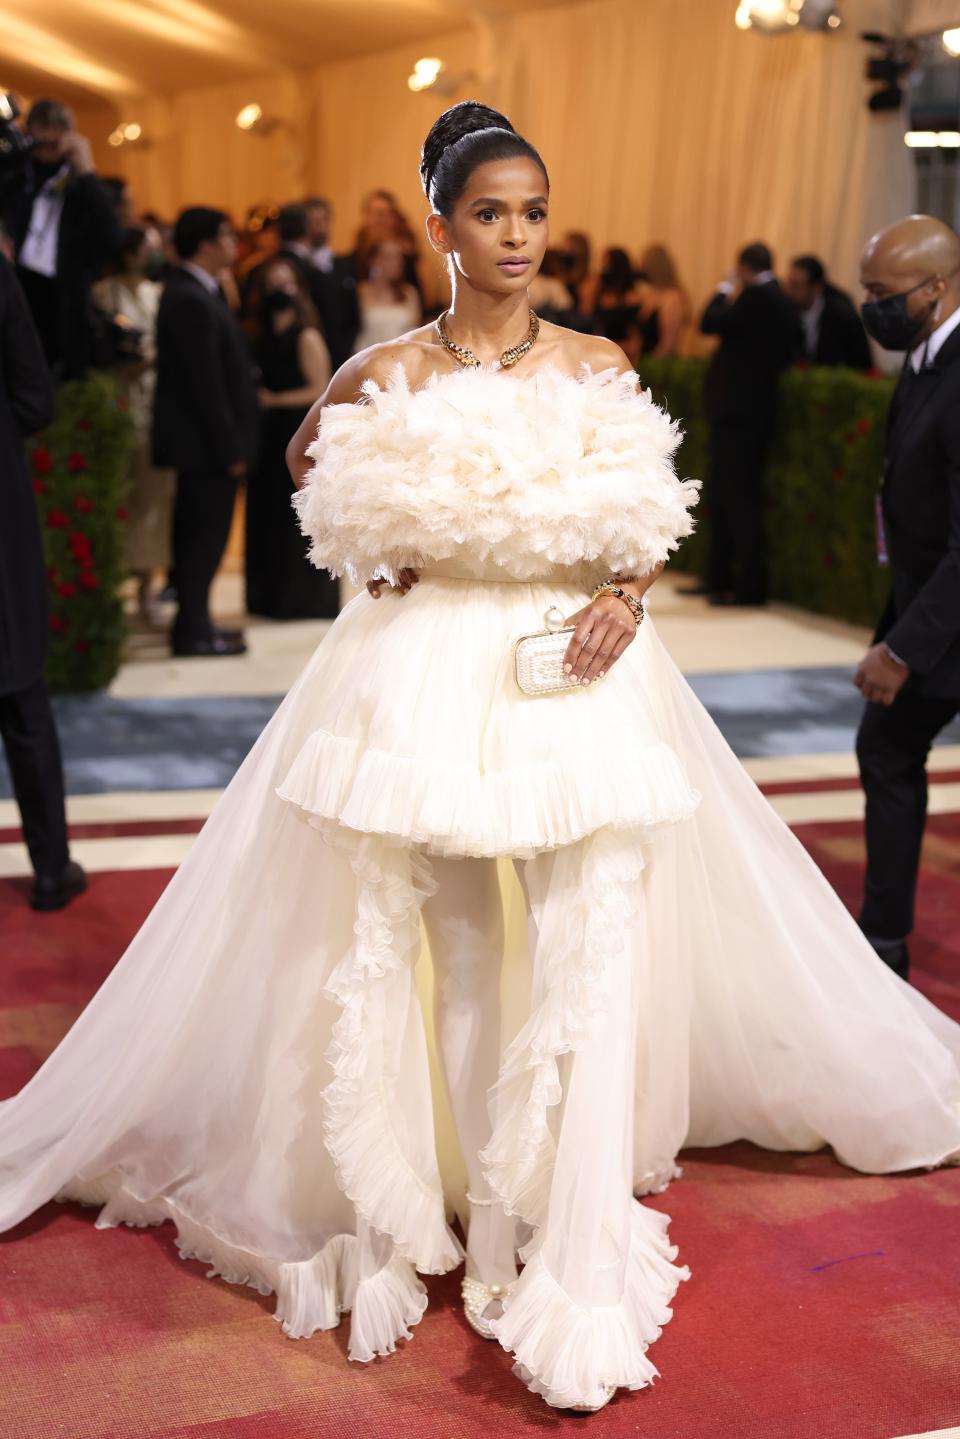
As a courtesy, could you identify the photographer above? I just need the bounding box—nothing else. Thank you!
[0,97,119,378]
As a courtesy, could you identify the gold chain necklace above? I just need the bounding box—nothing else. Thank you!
[436,309,541,370]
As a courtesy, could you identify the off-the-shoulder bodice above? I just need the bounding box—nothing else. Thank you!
[293,363,698,586]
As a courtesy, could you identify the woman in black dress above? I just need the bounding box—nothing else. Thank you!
[245,258,336,619]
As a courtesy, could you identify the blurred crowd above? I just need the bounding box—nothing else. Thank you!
[1,97,876,657]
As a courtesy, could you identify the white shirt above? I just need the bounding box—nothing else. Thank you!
[910,302,960,372]
[312,244,334,274]
[181,261,221,296]
[801,293,825,358]
[18,163,71,278]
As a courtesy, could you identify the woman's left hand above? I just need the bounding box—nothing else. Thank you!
[562,595,638,685]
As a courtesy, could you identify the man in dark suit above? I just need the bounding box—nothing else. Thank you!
[785,255,872,370]
[154,208,258,657]
[0,255,86,909]
[696,242,803,605]
[304,195,360,366]
[0,98,119,379]
[854,215,960,981]
[269,203,357,371]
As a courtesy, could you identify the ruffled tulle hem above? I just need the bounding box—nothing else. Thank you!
[54,1171,427,1360]
[277,727,699,860]
[54,1168,426,1358]
[493,1201,690,1409]
[319,831,464,1276]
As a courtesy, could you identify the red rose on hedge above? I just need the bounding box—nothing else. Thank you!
[67,452,88,473]
[32,479,47,495]
[76,418,92,432]
[31,448,54,477]
[856,417,871,435]
[116,506,129,522]
[74,639,91,655]
[79,572,100,592]
[57,581,77,598]
[68,531,92,556]
[73,495,94,513]
[46,510,70,528]
[49,614,67,634]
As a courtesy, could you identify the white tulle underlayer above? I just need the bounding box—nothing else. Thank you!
[4,569,960,1409]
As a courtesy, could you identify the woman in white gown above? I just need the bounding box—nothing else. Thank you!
[2,102,959,1415]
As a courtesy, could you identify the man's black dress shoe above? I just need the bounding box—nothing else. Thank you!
[172,632,247,658]
[31,860,88,912]
[862,931,910,981]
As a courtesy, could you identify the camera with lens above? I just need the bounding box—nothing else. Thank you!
[0,93,33,170]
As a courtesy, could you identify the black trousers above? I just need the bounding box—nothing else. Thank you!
[0,678,69,879]
[705,419,771,603]
[171,465,238,647]
[856,687,960,940]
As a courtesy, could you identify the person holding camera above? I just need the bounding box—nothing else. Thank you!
[0,98,119,379]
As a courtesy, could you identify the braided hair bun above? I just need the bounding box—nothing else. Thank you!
[420,100,548,217]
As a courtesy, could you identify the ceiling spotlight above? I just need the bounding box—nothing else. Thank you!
[107,122,147,149]
[236,102,263,131]
[734,1,842,33]
[905,130,960,148]
[944,28,960,57]
[408,57,446,93]
[235,103,282,136]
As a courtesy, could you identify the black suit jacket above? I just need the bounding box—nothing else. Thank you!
[813,285,872,370]
[875,323,960,698]
[701,279,803,427]
[153,268,258,473]
[1,163,119,378]
[0,257,56,694]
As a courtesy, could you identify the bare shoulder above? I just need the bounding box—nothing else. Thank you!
[535,320,635,378]
[324,325,444,405]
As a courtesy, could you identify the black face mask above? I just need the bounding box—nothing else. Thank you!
[861,277,938,352]
[263,290,298,316]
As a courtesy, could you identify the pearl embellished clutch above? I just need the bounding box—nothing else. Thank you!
[514,606,580,697]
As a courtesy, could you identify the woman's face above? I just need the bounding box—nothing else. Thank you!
[432,156,549,297]
[364,195,397,243]
[264,260,299,297]
[371,242,405,284]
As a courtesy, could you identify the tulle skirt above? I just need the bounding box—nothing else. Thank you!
[1,569,958,1408]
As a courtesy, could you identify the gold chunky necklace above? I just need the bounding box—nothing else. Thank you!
[436,309,541,370]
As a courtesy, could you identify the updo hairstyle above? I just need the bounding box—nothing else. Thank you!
[420,101,549,218]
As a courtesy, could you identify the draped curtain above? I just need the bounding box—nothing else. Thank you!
[115,0,913,320]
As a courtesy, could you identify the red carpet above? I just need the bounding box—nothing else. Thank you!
[1,817,959,1439]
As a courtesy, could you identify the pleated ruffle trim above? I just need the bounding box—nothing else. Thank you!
[494,1202,691,1410]
[54,1172,427,1362]
[277,726,699,860]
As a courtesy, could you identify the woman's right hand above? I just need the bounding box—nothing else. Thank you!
[367,568,419,599]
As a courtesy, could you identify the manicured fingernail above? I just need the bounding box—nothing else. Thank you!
[563,663,573,674]
[581,677,590,686]
[598,671,605,678]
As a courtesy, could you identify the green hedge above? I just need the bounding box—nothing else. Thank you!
[637,357,896,627]
[27,372,133,693]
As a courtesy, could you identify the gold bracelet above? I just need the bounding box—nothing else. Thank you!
[591,580,644,627]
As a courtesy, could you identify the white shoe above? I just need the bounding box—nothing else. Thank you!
[460,1274,516,1339]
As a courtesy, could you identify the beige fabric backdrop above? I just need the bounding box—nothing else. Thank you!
[115,0,914,320]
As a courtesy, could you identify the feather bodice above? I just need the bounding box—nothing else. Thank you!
[293,363,699,585]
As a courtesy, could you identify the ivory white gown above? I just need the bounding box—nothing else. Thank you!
[2,366,959,1410]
